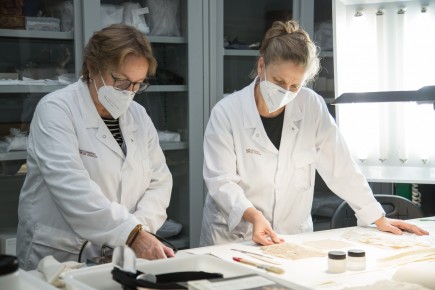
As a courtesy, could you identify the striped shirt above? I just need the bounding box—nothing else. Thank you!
[102,118,123,148]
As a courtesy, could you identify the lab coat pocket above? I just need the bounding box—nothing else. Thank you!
[293,148,316,190]
[30,223,84,266]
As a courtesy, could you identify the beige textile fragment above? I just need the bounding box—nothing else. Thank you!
[260,242,325,260]
[342,279,430,290]
[303,239,353,250]
[341,230,430,249]
[393,262,435,289]
[377,248,435,267]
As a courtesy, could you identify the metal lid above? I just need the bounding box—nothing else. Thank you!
[0,255,19,276]
[348,249,365,257]
[328,251,346,260]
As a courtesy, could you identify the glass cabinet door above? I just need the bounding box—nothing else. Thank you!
[0,1,80,229]
[312,0,335,117]
[0,0,204,249]
[223,0,294,95]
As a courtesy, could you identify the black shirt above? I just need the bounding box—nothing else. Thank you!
[260,109,285,150]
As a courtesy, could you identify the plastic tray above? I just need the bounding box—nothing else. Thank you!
[63,254,307,290]
[15,270,59,290]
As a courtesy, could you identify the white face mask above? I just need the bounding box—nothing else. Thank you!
[94,73,135,119]
[259,70,299,113]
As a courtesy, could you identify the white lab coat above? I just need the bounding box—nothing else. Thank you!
[17,79,172,270]
[200,79,384,246]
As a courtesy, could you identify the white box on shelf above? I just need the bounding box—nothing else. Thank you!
[0,227,17,255]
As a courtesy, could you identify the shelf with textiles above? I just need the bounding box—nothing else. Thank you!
[0,151,27,161]
[0,85,68,94]
[0,84,186,94]
[148,36,186,44]
[0,86,186,97]
[0,29,74,40]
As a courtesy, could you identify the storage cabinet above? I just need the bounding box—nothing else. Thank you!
[0,0,205,249]
[0,0,83,231]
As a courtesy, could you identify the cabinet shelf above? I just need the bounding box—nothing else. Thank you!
[148,36,186,44]
[147,85,187,92]
[0,29,74,40]
[0,84,187,94]
[160,141,188,151]
[320,51,333,58]
[0,85,67,94]
[0,151,27,161]
[224,49,259,57]
[0,30,187,43]
[0,142,188,161]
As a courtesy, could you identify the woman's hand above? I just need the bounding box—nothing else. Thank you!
[374,216,429,236]
[243,207,284,246]
[130,231,175,260]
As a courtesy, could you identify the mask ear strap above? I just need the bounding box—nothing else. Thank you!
[99,71,108,86]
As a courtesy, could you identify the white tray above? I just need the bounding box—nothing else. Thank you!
[15,270,58,290]
[64,254,308,290]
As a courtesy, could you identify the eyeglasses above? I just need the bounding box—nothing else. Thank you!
[110,73,150,94]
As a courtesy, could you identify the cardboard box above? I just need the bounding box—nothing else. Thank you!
[0,227,17,255]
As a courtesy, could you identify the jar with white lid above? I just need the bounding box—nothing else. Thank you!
[0,255,22,289]
[347,249,366,271]
[327,251,346,273]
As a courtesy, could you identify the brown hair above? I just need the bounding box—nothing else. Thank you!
[81,24,157,83]
[254,20,320,85]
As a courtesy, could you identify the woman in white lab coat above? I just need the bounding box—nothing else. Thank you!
[200,20,428,246]
[17,24,175,270]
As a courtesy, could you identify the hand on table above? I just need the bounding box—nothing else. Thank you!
[374,216,429,236]
[130,230,175,260]
[243,207,284,246]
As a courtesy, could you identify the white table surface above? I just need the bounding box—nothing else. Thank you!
[183,218,435,289]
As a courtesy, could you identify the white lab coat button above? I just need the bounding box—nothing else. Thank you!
[256,133,259,137]
[103,134,106,138]
[131,139,134,142]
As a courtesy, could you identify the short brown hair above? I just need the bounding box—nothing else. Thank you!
[255,20,320,85]
[81,24,157,83]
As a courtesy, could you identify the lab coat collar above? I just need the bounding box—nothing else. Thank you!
[77,79,138,133]
[77,79,138,158]
[77,79,101,128]
[242,78,303,129]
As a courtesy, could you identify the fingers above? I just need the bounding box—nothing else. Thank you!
[131,231,172,260]
[163,245,176,258]
[268,229,283,244]
[393,221,429,236]
[377,218,430,236]
[252,227,283,246]
[384,224,403,235]
[253,234,274,246]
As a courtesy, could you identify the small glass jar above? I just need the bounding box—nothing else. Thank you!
[347,249,366,271]
[0,255,21,290]
[327,251,346,273]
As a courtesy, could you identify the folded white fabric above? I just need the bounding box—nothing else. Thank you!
[37,255,84,288]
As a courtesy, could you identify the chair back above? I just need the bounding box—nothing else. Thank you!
[330,194,423,229]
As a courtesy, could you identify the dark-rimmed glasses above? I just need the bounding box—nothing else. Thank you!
[110,73,150,94]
